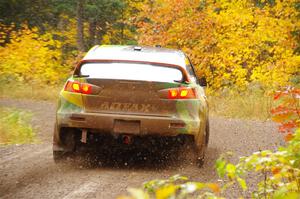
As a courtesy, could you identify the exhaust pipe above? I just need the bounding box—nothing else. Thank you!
[81,129,87,143]
[122,135,132,145]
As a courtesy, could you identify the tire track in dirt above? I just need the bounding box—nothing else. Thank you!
[0,145,51,165]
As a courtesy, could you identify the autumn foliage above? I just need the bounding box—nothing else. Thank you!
[0,23,69,84]
[0,0,299,91]
[0,1,299,198]
[272,87,300,141]
[138,0,300,90]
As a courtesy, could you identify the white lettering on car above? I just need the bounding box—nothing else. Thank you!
[99,102,156,113]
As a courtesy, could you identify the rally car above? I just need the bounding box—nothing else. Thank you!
[53,45,209,166]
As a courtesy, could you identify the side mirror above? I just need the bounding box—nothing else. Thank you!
[199,77,207,87]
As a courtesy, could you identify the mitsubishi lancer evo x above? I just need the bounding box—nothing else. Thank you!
[53,45,209,166]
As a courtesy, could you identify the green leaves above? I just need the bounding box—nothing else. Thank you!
[216,157,227,178]
[236,177,247,191]
[225,163,236,179]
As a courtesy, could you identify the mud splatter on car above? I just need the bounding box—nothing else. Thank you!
[53,45,209,166]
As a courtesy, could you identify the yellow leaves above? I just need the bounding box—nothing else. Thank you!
[207,183,221,193]
[138,0,299,91]
[155,184,177,199]
[0,23,68,85]
[236,177,247,191]
[51,16,77,48]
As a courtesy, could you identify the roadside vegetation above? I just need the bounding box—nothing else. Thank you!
[120,86,300,199]
[208,87,273,120]
[0,107,36,145]
[0,82,62,102]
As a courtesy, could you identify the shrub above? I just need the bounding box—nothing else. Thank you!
[0,23,70,85]
[0,107,36,145]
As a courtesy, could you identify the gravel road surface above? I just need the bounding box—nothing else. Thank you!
[0,98,284,198]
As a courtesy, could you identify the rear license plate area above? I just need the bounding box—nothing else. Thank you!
[113,120,140,134]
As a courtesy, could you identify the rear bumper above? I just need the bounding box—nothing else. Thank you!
[56,112,200,136]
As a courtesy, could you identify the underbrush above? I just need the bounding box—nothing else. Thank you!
[0,107,36,145]
[0,82,62,102]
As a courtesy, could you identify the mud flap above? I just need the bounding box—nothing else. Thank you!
[194,123,207,167]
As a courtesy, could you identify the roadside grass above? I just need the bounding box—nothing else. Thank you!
[0,82,62,102]
[208,88,273,120]
[0,107,37,145]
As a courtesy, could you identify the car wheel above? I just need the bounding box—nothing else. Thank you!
[53,129,76,163]
[53,150,67,162]
[195,120,209,167]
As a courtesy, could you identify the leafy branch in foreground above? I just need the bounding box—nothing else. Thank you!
[216,129,300,198]
[118,174,223,199]
[271,87,300,141]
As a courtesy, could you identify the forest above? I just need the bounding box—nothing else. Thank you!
[0,0,299,91]
[0,0,299,198]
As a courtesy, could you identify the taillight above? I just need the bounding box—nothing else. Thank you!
[72,82,81,93]
[64,81,92,94]
[168,89,178,99]
[167,87,196,99]
[81,84,92,94]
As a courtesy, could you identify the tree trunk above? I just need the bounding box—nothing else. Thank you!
[89,19,97,46]
[95,22,106,45]
[120,6,124,44]
[76,0,85,52]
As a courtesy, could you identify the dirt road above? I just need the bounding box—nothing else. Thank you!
[0,98,284,198]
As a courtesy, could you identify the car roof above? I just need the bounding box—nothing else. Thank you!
[82,45,187,68]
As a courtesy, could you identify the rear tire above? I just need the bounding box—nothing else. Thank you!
[53,128,77,163]
[53,151,67,163]
[195,145,205,167]
[195,120,209,167]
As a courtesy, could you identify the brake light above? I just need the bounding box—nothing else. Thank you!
[72,82,81,93]
[180,89,188,97]
[168,89,178,99]
[64,81,92,94]
[168,87,196,99]
[81,84,91,94]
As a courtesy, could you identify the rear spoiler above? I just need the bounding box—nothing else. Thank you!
[73,59,191,83]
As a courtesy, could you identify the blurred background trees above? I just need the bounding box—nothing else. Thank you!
[138,0,300,90]
[0,0,299,90]
[0,0,143,84]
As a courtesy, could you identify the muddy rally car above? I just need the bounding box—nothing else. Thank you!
[53,45,209,166]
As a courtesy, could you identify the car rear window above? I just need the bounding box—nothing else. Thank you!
[79,62,183,83]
